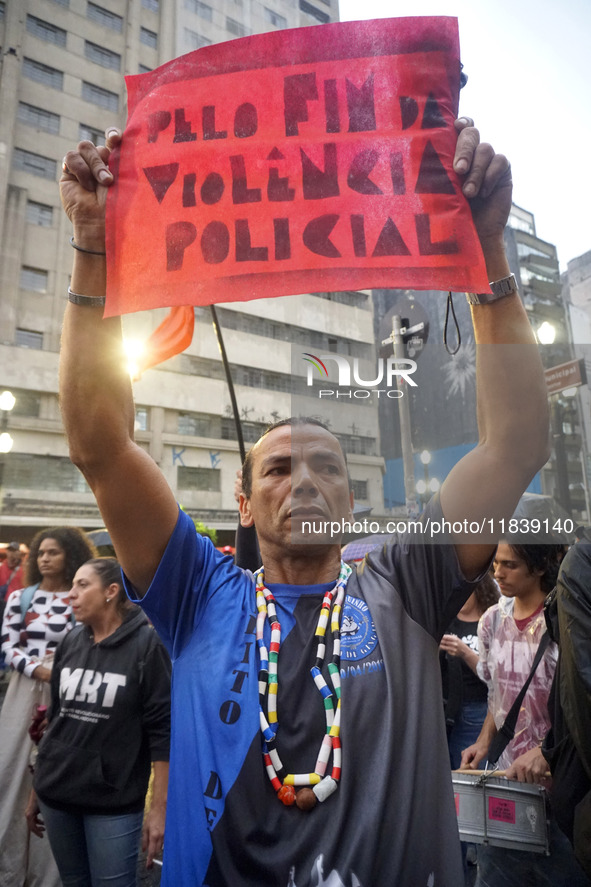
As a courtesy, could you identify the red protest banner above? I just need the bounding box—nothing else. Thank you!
[105,16,489,317]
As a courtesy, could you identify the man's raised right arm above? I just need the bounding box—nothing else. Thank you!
[59,131,178,594]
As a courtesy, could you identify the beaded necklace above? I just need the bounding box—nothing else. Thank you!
[255,561,352,811]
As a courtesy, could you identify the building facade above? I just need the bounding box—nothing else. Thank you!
[0,0,388,543]
[561,249,591,517]
[506,205,589,521]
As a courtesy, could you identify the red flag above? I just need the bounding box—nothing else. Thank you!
[134,306,195,376]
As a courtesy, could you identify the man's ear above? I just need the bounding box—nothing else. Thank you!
[239,492,255,528]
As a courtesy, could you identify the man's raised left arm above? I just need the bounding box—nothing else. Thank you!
[440,119,550,578]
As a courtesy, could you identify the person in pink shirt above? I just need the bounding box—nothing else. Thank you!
[462,541,589,886]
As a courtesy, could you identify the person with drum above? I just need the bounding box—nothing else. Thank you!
[462,541,590,886]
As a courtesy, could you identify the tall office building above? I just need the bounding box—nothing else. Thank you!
[370,205,590,522]
[0,0,387,542]
[561,249,591,518]
[505,205,588,520]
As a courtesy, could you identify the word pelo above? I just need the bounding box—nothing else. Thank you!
[145,74,441,144]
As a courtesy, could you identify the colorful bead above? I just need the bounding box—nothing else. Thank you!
[284,772,321,786]
[296,787,317,811]
[278,784,296,806]
[313,775,338,803]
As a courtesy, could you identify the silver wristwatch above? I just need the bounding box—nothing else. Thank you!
[466,273,518,306]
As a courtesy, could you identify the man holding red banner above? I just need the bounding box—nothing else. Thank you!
[57,119,549,887]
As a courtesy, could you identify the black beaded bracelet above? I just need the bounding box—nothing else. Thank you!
[69,235,106,256]
[68,286,106,307]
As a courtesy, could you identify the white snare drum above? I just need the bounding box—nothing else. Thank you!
[452,771,549,855]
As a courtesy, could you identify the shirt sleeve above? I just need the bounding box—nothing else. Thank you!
[140,629,172,762]
[124,507,244,660]
[477,608,494,687]
[1,588,39,676]
[364,496,489,640]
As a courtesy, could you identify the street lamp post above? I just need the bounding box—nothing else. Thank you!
[0,390,16,529]
[416,450,439,510]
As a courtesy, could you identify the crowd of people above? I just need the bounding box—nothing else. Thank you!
[2,519,590,886]
[0,93,589,887]
[0,538,170,887]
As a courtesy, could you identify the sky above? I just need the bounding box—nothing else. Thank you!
[338,0,590,271]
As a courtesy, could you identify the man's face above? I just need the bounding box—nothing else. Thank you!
[6,548,21,568]
[239,424,354,550]
[493,543,543,599]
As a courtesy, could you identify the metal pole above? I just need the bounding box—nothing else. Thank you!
[551,397,572,515]
[209,304,246,464]
[392,315,418,515]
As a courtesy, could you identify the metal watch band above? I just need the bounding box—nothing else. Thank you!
[67,286,106,307]
[466,273,518,306]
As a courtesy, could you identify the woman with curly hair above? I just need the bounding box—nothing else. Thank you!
[0,526,96,887]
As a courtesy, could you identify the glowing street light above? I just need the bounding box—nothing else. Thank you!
[536,322,556,345]
[0,433,13,454]
[123,338,146,380]
[0,390,15,527]
[0,390,16,412]
[0,390,15,452]
[419,449,432,466]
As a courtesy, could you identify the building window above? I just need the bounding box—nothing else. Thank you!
[26,201,54,227]
[84,41,121,71]
[178,412,219,437]
[350,479,368,501]
[299,0,329,23]
[221,418,266,442]
[23,58,64,90]
[226,17,250,36]
[0,2,5,20]
[82,82,119,112]
[135,407,149,431]
[26,15,67,47]
[20,267,48,293]
[142,0,159,9]
[5,454,89,493]
[177,466,221,491]
[10,390,42,418]
[517,242,551,260]
[140,27,158,48]
[49,0,70,6]
[15,329,44,349]
[13,148,56,180]
[18,102,60,135]
[184,28,211,50]
[184,0,213,20]
[337,434,376,456]
[138,64,152,73]
[264,7,287,28]
[87,2,123,32]
[79,123,104,144]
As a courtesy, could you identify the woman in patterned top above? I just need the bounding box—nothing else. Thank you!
[0,526,96,887]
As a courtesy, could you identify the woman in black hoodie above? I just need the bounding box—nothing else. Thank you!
[26,558,171,886]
